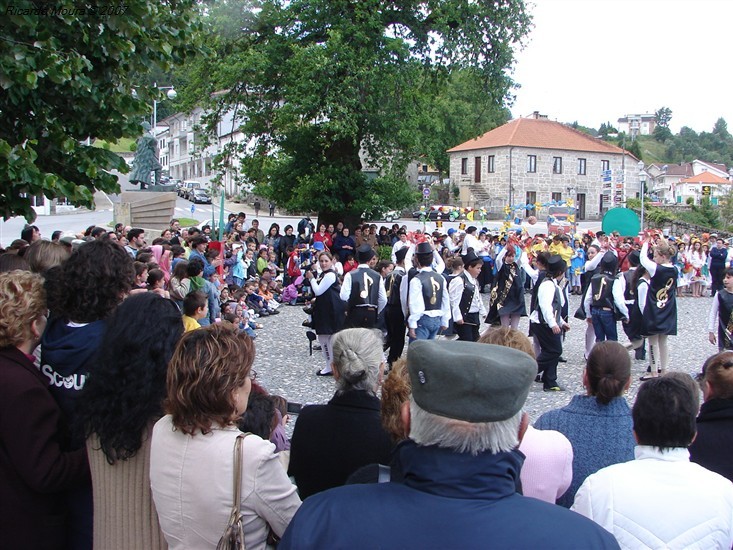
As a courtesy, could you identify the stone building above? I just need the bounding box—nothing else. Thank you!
[447,115,641,220]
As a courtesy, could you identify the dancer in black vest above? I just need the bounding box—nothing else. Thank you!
[449,250,486,341]
[487,242,526,329]
[339,244,387,329]
[529,255,569,391]
[385,247,409,364]
[639,237,677,380]
[616,251,646,359]
[407,242,450,341]
[583,251,623,343]
[708,268,733,351]
[307,251,346,376]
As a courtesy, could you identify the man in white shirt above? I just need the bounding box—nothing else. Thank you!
[461,226,481,256]
[448,250,487,342]
[391,230,410,264]
[407,242,450,341]
[529,255,569,391]
[340,244,387,329]
[573,373,733,550]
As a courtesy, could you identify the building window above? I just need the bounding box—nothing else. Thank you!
[461,158,468,175]
[527,155,537,173]
[578,158,587,175]
[553,157,562,174]
[601,159,610,172]
[487,155,495,173]
[552,192,562,202]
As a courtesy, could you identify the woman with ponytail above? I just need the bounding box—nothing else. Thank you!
[535,341,635,508]
[288,328,393,499]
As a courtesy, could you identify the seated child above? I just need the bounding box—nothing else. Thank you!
[182,291,208,332]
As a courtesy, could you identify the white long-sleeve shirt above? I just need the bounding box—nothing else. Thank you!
[309,271,337,296]
[583,273,628,320]
[407,267,450,329]
[404,245,445,275]
[391,240,409,264]
[529,277,564,329]
[448,272,487,323]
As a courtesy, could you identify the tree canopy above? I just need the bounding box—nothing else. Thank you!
[180,0,531,223]
[1,1,202,221]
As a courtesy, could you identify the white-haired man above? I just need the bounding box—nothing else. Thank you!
[279,340,619,550]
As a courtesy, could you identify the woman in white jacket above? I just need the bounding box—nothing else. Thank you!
[150,324,301,550]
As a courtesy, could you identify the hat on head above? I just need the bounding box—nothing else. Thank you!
[356,244,375,263]
[546,254,566,275]
[447,228,456,236]
[599,251,618,274]
[313,241,325,251]
[414,242,433,256]
[395,246,409,263]
[627,250,641,267]
[407,340,536,422]
[462,250,481,266]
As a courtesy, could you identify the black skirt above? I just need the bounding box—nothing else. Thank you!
[641,265,677,336]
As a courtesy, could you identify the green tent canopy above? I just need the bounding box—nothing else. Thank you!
[602,208,640,237]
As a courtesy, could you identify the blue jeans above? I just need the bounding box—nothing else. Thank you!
[412,315,442,341]
[591,309,618,342]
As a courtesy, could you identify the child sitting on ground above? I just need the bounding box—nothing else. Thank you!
[182,291,208,332]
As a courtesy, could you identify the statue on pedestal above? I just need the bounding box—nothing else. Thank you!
[129,122,162,189]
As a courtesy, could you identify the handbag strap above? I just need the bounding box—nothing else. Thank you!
[232,433,251,513]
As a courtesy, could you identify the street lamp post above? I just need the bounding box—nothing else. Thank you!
[638,160,646,232]
[152,83,177,133]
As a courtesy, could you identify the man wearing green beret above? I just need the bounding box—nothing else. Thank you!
[279,340,619,550]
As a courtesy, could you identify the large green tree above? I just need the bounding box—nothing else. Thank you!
[1,1,202,221]
[182,0,531,224]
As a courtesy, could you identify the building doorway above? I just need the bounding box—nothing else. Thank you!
[576,193,586,220]
[525,191,536,217]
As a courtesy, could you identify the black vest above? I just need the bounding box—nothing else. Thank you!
[386,269,404,306]
[459,273,477,317]
[718,291,733,335]
[348,267,381,310]
[529,270,547,316]
[534,278,562,326]
[590,273,615,309]
[622,269,636,303]
[416,271,444,312]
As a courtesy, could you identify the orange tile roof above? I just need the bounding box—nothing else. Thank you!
[447,117,630,156]
[679,171,731,184]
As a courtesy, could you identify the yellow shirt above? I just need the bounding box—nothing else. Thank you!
[182,315,200,332]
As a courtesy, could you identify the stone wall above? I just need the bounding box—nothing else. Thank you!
[451,146,639,220]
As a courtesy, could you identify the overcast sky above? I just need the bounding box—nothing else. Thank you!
[510,0,732,134]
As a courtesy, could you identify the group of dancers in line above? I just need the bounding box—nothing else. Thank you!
[305,225,733,386]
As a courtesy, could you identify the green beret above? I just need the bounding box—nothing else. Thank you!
[407,340,537,422]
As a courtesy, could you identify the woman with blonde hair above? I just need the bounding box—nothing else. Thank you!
[0,270,89,549]
[150,324,301,549]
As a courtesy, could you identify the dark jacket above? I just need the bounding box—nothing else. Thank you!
[288,390,393,499]
[280,440,619,549]
[0,346,90,550]
[332,234,356,263]
[278,233,296,261]
[689,398,733,482]
[710,246,728,268]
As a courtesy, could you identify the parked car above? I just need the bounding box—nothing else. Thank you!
[190,187,212,204]
[181,180,202,200]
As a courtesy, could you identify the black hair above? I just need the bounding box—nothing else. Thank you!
[76,293,183,463]
[20,225,37,243]
[186,257,204,277]
[0,253,30,272]
[54,240,134,322]
[724,267,733,278]
[51,230,62,242]
[147,268,165,288]
[632,373,699,451]
[535,251,550,269]
[183,291,207,316]
[237,392,276,440]
[127,228,144,242]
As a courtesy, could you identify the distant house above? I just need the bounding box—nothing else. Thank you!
[617,114,657,137]
[648,161,731,204]
[447,114,641,220]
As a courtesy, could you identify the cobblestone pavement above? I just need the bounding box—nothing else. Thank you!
[253,292,714,426]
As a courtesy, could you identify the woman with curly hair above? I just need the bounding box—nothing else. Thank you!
[150,324,301,549]
[40,239,135,548]
[75,293,183,549]
[0,271,89,550]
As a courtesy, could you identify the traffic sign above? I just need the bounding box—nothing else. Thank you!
[190,204,195,214]
[702,185,711,196]
[423,187,431,198]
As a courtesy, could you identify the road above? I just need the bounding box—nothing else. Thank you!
[0,172,603,247]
